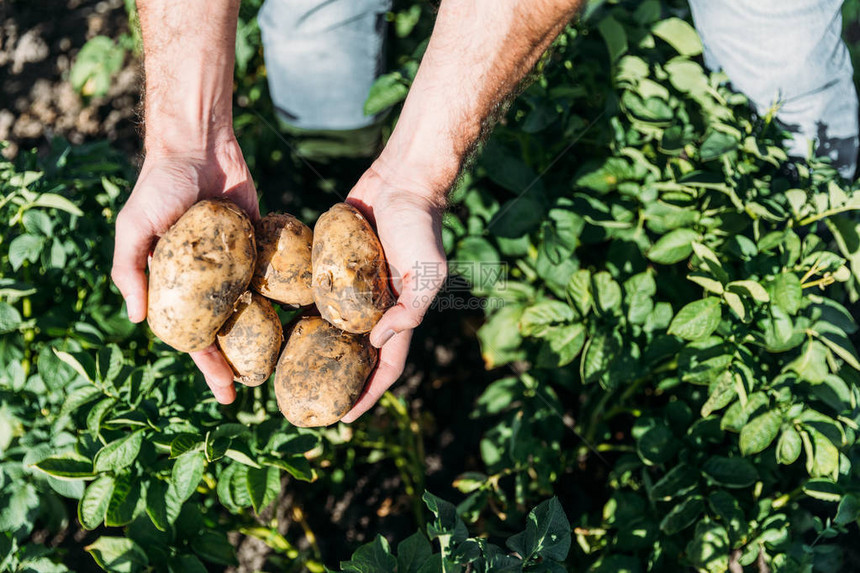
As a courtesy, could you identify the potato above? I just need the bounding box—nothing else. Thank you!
[216,291,283,386]
[147,198,256,353]
[250,213,314,306]
[274,316,377,427]
[312,203,394,333]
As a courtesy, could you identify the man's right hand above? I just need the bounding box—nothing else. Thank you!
[111,134,259,404]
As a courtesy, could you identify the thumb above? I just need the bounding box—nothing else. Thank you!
[111,208,153,323]
[370,260,447,348]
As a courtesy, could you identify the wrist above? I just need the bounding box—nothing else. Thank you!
[369,149,452,210]
[143,82,235,156]
[144,118,235,158]
[374,118,474,207]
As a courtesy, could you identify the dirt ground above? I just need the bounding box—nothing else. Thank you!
[0,0,140,160]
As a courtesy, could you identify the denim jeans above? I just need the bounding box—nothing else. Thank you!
[258,0,392,131]
[688,0,858,178]
[260,0,859,178]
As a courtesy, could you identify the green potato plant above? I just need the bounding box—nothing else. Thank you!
[346,0,860,571]
[5,0,860,571]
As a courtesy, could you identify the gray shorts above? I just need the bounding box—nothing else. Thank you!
[260,0,859,177]
[259,0,392,131]
[690,0,858,178]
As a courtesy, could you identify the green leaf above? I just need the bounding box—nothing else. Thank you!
[53,349,97,385]
[815,328,860,371]
[726,280,770,303]
[397,532,433,573]
[340,535,398,573]
[224,446,261,468]
[650,464,699,501]
[78,475,115,530]
[168,555,207,573]
[835,494,860,525]
[170,451,205,503]
[597,15,627,62]
[85,537,148,573]
[145,479,169,531]
[423,491,469,545]
[0,483,39,532]
[70,36,125,98]
[99,344,125,387]
[592,271,622,314]
[660,495,705,535]
[668,298,722,341]
[700,369,736,417]
[506,497,571,562]
[191,531,238,566]
[723,292,746,322]
[105,473,140,527]
[0,302,23,334]
[33,456,95,480]
[739,411,781,456]
[702,456,757,488]
[776,427,802,465]
[8,234,45,271]
[808,428,840,479]
[685,520,730,573]
[647,228,699,264]
[229,464,252,509]
[567,269,592,316]
[262,455,316,482]
[364,72,409,116]
[31,193,84,216]
[246,466,280,515]
[770,273,803,315]
[637,424,677,465]
[538,323,586,367]
[94,430,144,473]
[581,330,621,386]
[699,131,738,161]
[169,434,203,458]
[651,17,703,56]
[788,340,830,384]
[707,491,747,543]
[687,273,724,295]
[803,478,841,502]
[519,301,574,337]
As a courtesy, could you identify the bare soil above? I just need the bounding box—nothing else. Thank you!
[0,0,141,159]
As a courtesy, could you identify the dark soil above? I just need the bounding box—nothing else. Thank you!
[0,0,141,160]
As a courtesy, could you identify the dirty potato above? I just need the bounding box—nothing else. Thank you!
[216,291,283,386]
[147,198,256,352]
[251,213,314,306]
[274,316,377,427]
[312,203,394,333]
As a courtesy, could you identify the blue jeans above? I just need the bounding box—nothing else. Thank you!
[260,0,860,177]
[682,0,857,177]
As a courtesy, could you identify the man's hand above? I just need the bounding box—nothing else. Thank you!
[340,165,447,422]
[112,137,259,404]
[113,0,249,403]
[338,0,582,421]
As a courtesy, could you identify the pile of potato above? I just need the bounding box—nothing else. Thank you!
[146,198,393,427]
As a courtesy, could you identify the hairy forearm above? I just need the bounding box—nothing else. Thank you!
[137,0,240,154]
[377,0,581,201]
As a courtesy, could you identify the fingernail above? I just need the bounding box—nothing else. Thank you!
[125,296,143,322]
[373,329,396,348]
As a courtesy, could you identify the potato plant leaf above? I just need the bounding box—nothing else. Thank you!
[668,298,722,341]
